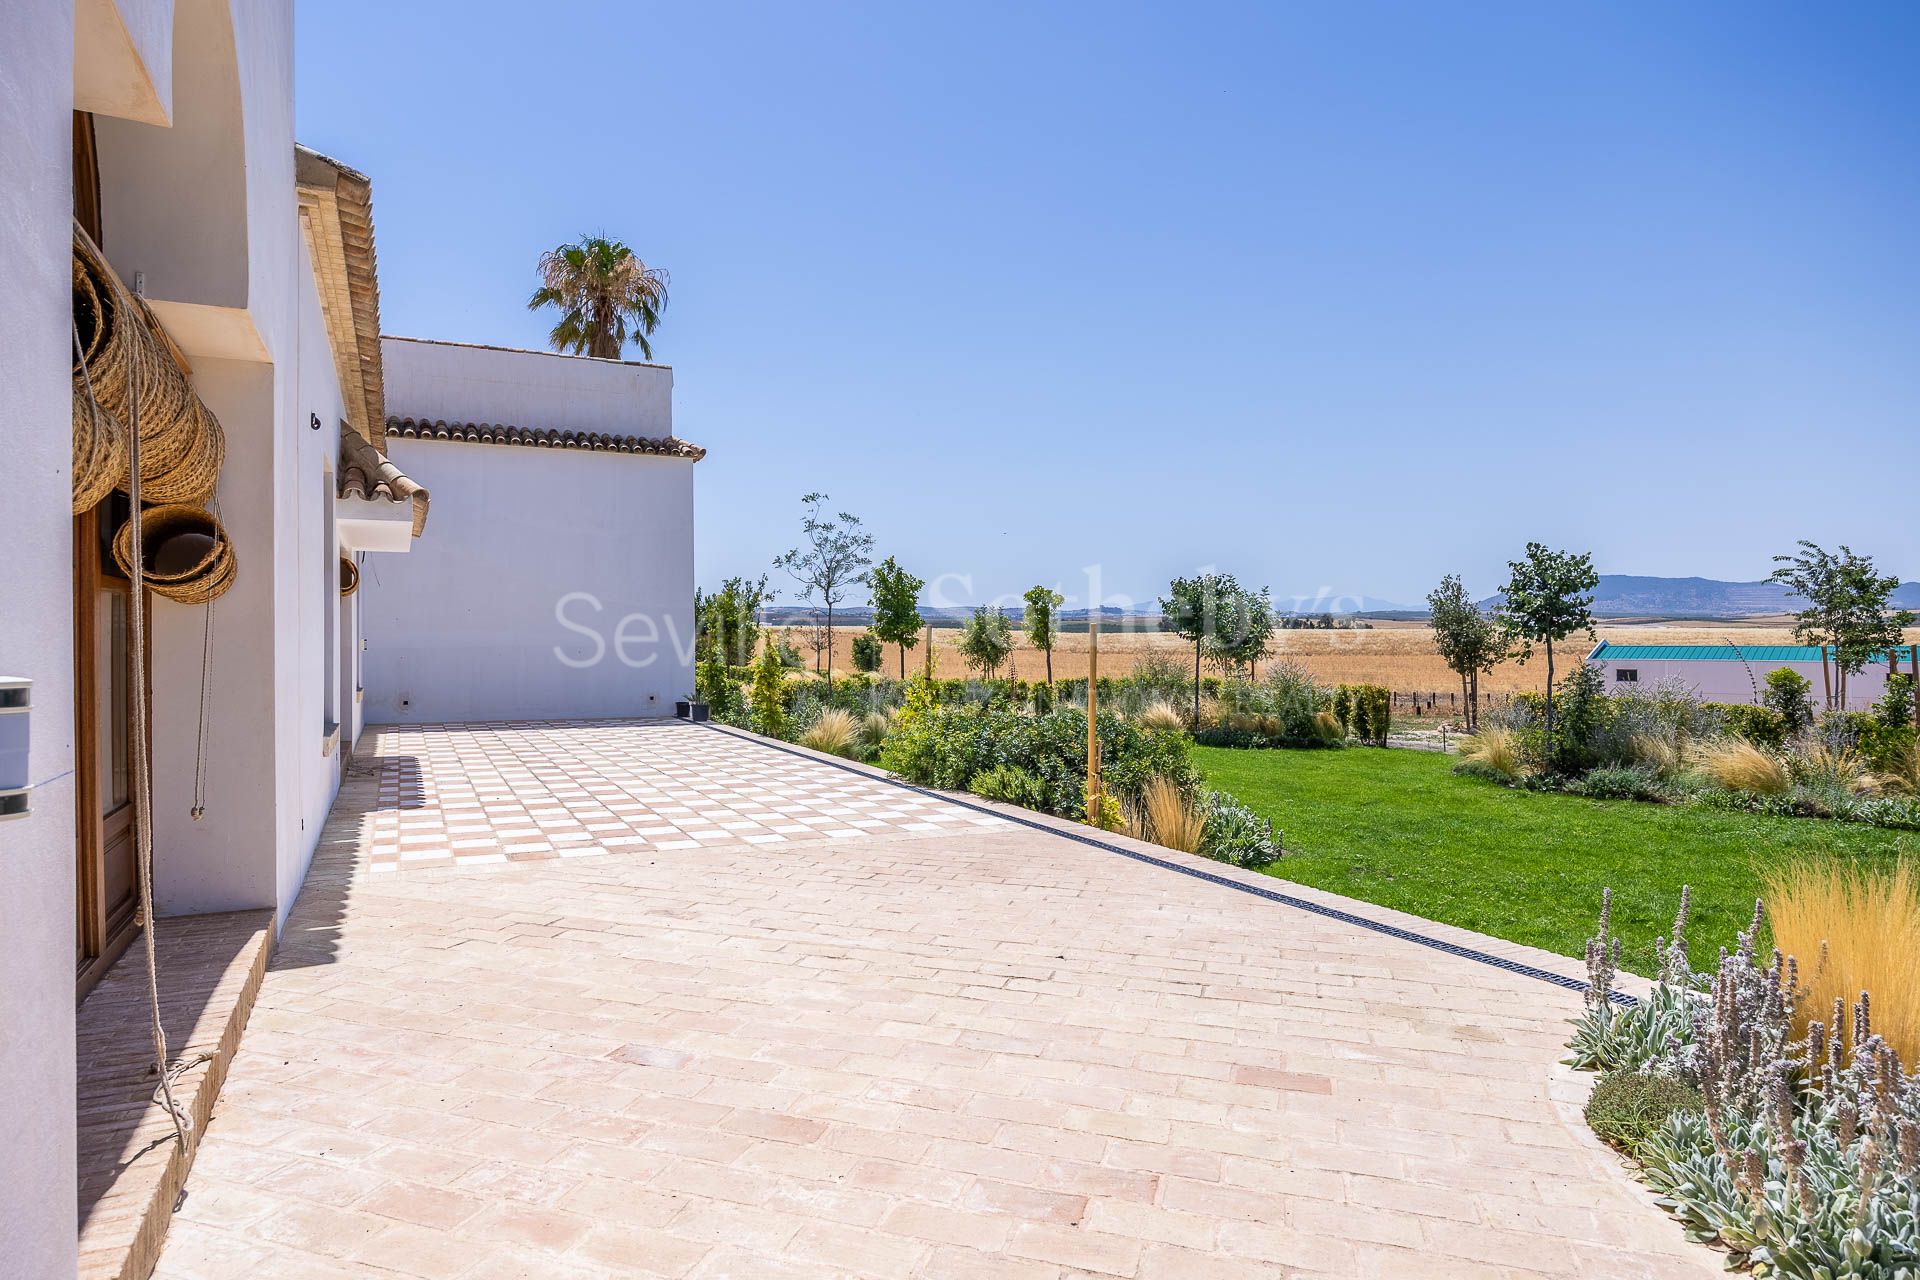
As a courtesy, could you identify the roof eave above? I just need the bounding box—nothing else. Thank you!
[384,416,707,462]
[295,144,387,445]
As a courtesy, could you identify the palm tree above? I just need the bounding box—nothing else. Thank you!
[526,236,670,359]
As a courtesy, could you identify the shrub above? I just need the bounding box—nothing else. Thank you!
[1339,683,1392,744]
[1763,667,1816,737]
[1574,764,1667,802]
[1764,858,1920,1067]
[1331,685,1352,734]
[798,708,859,757]
[1717,703,1789,751]
[1363,684,1391,743]
[968,764,1047,809]
[851,632,884,674]
[1085,790,1124,832]
[1196,790,1282,867]
[749,646,790,738]
[1874,673,1917,730]
[696,651,741,719]
[1871,736,1920,795]
[1790,740,1876,796]
[1455,726,1521,781]
[1198,666,1334,747]
[858,710,894,754]
[878,691,1195,819]
[1310,710,1343,745]
[1583,1071,1702,1152]
[1128,653,1195,712]
[1692,739,1789,794]
[1547,663,1612,771]
[1859,720,1919,784]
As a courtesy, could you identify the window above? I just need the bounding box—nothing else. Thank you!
[321,461,339,739]
[1615,668,1638,683]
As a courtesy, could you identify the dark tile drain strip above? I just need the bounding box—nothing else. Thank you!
[700,723,1636,1009]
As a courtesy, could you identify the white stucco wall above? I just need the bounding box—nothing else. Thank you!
[361,438,697,723]
[4,0,351,1267]
[0,3,82,1274]
[1594,657,1902,711]
[382,335,674,435]
[74,0,175,124]
[91,0,341,930]
[146,241,344,931]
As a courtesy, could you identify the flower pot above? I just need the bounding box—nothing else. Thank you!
[676,700,709,722]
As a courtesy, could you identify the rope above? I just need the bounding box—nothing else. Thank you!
[117,283,192,1151]
[192,498,216,821]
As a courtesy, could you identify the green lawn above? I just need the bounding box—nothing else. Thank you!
[1195,746,1916,975]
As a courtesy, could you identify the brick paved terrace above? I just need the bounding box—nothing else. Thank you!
[153,720,1716,1279]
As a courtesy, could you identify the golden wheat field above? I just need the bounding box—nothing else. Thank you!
[774,622,1920,696]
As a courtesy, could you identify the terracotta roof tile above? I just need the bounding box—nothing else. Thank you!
[384,416,707,461]
[339,427,429,536]
[296,146,387,445]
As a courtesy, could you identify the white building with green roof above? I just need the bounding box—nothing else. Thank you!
[1588,640,1918,711]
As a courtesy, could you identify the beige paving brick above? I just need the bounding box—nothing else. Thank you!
[880,1201,1015,1250]
[151,720,1722,1280]
[1005,1221,1143,1275]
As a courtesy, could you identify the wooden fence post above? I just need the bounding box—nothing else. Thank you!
[1086,616,1102,819]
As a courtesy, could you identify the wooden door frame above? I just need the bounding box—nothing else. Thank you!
[74,501,149,999]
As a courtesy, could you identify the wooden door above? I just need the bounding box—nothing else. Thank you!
[75,497,146,998]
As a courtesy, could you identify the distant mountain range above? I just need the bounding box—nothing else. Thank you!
[1477,575,1920,620]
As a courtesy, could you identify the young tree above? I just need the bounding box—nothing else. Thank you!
[803,613,831,674]
[1762,667,1815,737]
[1495,543,1598,747]
[1206,582,1275,681]
[1769,541,1914,710]
[1021,585,1065,689]
[773,493,873,689]
[867,556,926,679]
[1427,574,1506,729]
[749,642,789,739]
[1160,573,1236,726]
[696,575,768,666]
[851,631,884,674]
[957,607,1014,680]
[526,236,670,359]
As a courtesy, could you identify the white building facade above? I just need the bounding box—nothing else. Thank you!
[1,4,425,1273]
[1589,641,1918,711]
[361,338,701,724]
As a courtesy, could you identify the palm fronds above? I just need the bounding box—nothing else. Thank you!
[527,235,670,359]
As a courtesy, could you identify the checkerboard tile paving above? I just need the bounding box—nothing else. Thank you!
[158,719,1720,1280]
[332,720,1013,876]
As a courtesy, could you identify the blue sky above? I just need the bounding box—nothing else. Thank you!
[296,1,1920,611]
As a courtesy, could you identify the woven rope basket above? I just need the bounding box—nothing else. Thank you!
[339,556,360,598]
[73,231,225,505]
[70,383,127,513]
[111,504,238,605]
[139,396,224,505]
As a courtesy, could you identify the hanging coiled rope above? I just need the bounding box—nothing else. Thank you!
[119,292,193,1153]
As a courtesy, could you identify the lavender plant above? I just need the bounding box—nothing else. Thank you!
[1564,888,1701,1074]
[1566,888,1920,1277]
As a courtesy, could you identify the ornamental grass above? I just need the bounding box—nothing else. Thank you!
[1692,739,1791,795]
[1457,726,1521,780]
[798,708,859,757]
[1126,776,1207,854]
[1764,857,1920,1068]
